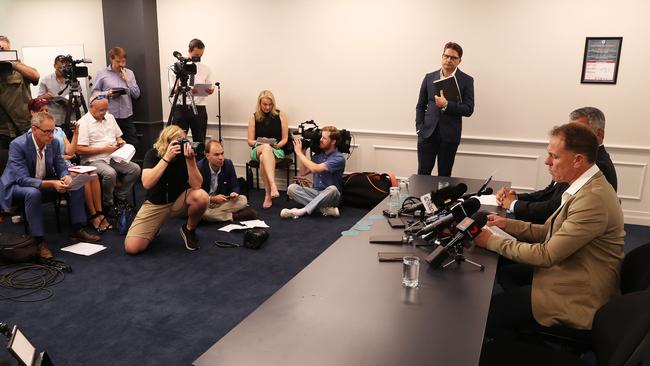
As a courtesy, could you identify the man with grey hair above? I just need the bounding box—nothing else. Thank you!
[495,107,617,224]
[0,112,100,259]
[1,35,40,172]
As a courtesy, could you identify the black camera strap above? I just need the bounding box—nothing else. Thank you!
[214,240,240,248]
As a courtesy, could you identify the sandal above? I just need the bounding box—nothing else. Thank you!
[89,211,112,233]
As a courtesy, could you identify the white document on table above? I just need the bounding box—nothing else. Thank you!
[66,173,95,191]
[110,144,135,163]
[61,242,107,256]
[473,194,499,206]
[486,225,516,240]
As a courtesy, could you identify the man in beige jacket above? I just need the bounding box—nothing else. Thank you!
[473,123,624,338]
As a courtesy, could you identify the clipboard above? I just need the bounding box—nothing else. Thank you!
[433,75,462,103]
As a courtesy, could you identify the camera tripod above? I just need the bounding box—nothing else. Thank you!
[60,77,87,139]
[441,242,485,271]
[167,71,197,127]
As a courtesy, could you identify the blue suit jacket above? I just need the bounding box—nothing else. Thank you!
[0,131,69,209]
[197,158,240,196]
[415,68,474,143]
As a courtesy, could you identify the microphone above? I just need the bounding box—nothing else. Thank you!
[416,198,481,238]
[79,58,92,64]
[173,51,191,63]
[461,186,494,200]
[425,211,489,267]
[431,183,468,208]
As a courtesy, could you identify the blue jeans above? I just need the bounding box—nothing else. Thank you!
[286,184,340,215]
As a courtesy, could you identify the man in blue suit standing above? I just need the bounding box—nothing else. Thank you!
[415,42,474,176]
[0,112,99,258]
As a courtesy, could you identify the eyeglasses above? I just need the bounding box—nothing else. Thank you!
[35,126,55,135]
[442,54,460,61]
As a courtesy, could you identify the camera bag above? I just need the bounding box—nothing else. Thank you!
[341,172,397,209]
[0,232,37,263]
[214,228,270,250]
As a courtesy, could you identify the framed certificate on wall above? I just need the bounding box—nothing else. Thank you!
[581,37,623,84]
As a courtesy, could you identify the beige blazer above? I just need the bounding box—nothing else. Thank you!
[487,171,625,329]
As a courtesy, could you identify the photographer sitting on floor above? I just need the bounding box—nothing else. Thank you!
[281,126,345,219]
[124,125,209,254]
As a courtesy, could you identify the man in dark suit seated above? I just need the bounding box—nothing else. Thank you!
[197,140,257,222]
[495,107,617,224]
[0,112,99,258]
[473,123,625,338]
[415,41,475,177]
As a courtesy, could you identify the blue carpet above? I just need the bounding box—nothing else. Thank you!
[0,188,369,365]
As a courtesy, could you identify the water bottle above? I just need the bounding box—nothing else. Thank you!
[388,186,400,214]
[398,179,409,206]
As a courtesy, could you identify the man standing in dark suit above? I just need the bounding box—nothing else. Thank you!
[197,140,257,222]
[495,107,617,224]
[415,42,475,176]
[0,112,99,258]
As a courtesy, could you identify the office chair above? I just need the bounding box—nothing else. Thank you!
[480,290,650,366]
[246,141,297,200]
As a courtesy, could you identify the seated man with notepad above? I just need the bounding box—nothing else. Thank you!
[0,112,100,259]
[76,96,141,215]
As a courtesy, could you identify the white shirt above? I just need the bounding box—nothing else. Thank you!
[168,62,212,106]
[77,111,123,164]
[560,164,601,207]
[31,132,47,179]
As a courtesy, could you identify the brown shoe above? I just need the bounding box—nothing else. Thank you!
[232,208,258,222]
[38,242,54,259]
[70,228,101,243]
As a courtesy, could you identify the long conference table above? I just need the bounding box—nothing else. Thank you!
[195,175,510,366]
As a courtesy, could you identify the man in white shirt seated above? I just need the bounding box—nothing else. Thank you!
[76,96,141,214]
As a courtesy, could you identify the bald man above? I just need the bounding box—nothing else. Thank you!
[76,96,141,213]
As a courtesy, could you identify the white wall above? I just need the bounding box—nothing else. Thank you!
[4,0,649,224]
[1,0,106,88]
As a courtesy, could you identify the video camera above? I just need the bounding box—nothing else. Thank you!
[58,54,90,79]
[293,120,352,154]
[172,51,197,78]
[176,137,205,157]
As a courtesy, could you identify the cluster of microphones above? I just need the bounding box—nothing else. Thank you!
[397,180,493,270]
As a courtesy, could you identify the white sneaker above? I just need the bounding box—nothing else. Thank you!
[280,208,300,219]
[319,207,340,217]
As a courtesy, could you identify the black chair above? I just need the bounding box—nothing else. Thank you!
[533,242,650,352]
[245,141,297,200]
[480,290,650,366]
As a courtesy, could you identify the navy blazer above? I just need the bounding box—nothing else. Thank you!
[197,158,240,196]
[415,68,474,143]
[0,131,69,209]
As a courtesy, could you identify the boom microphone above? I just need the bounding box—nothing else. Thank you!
[461,186,494,200]
[416,198,481,238]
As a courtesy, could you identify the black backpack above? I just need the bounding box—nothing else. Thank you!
[0,232,37,263]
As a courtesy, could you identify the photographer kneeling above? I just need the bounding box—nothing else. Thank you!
[281,126,345,219]
[124,125,209,255]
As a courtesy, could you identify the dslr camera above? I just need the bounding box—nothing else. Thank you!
[293,120,352,154]
[176,137,205,157]
[58,54,90,80]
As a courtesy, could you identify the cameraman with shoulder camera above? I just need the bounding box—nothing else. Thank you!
[1,35,40,171]
[124,125,209,255]
[37,55,72,126]
[281,126,345,219]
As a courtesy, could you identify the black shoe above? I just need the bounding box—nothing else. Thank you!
[180,223,200,251]
[232,208,258,222]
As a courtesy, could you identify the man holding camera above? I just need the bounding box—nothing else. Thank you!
[76,96,141,213]
[37,55,72,127]
[169,38,213,144]
[1,35,40,171]
[281,126,346,219]
[124,125,209,254]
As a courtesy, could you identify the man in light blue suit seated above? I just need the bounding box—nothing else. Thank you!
[0,112,99,259]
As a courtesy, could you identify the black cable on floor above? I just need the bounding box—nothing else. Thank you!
[0,264,65,302]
